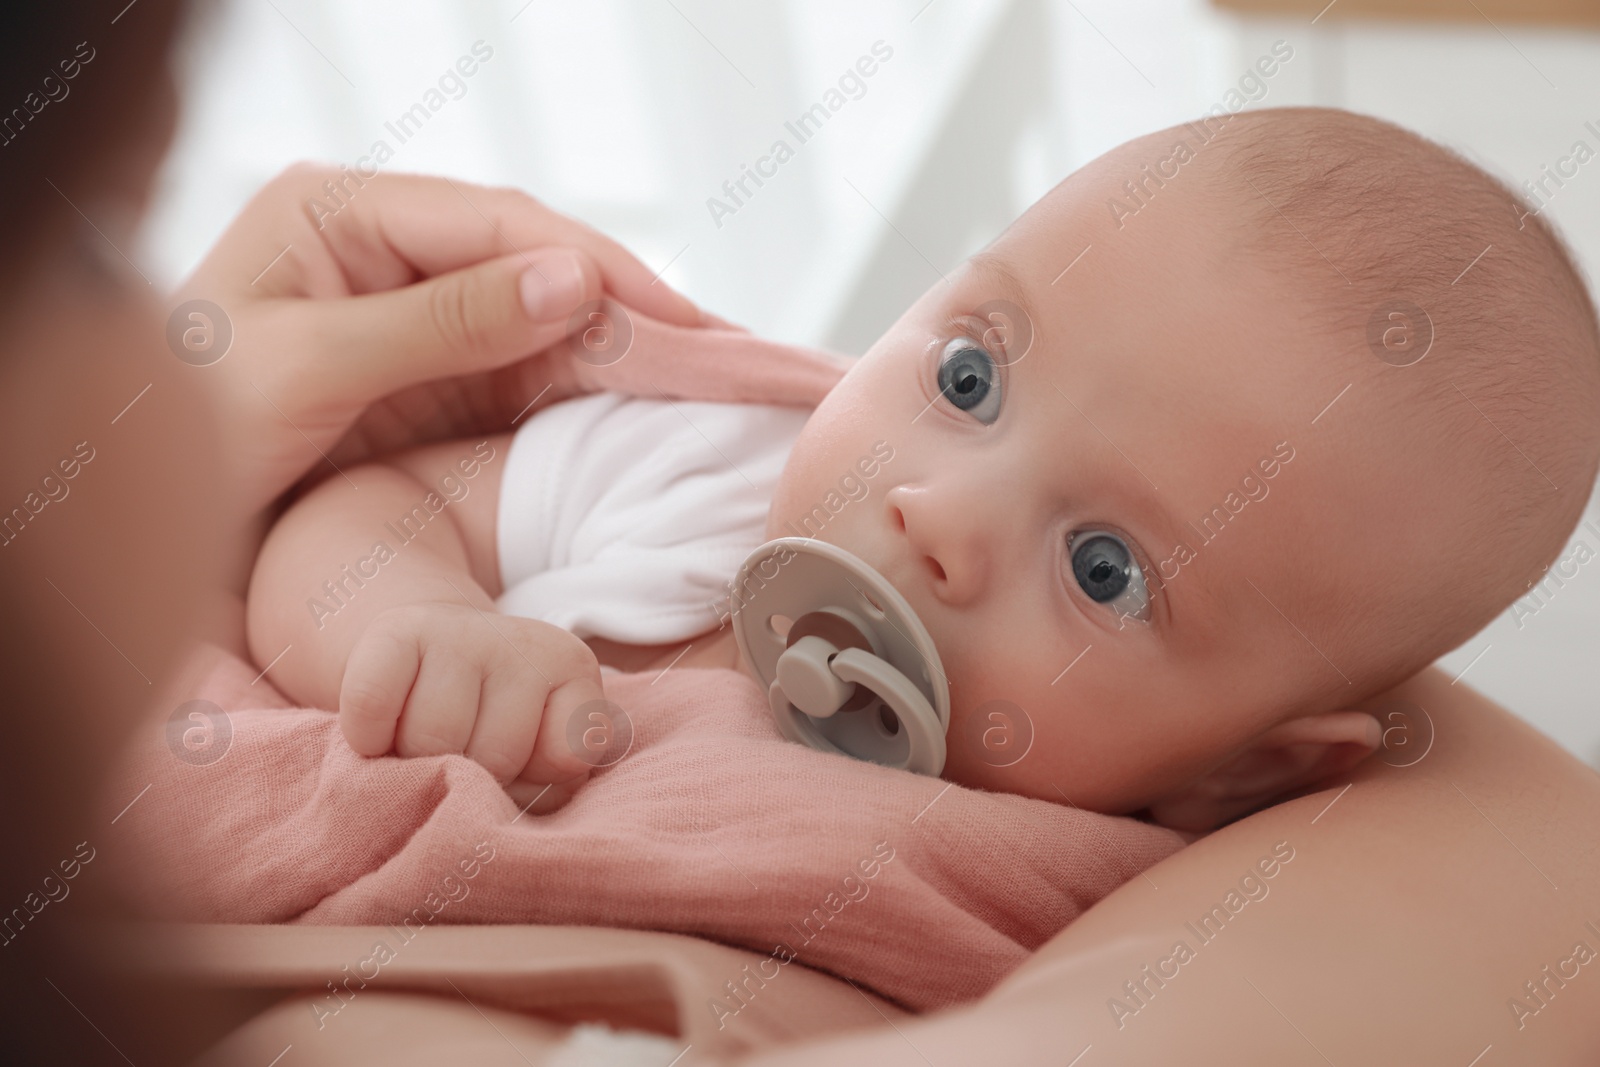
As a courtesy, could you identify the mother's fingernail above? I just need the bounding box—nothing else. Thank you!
[520,251,584,321]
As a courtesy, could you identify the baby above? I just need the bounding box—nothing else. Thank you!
[247,106,1600,832]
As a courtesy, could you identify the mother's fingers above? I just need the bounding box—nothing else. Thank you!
[287,168,704,328]
[392,175,701,327]
[296,246,603,399]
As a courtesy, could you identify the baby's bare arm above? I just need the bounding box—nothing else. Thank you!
[247,431,607,799]
[245,435,511,710]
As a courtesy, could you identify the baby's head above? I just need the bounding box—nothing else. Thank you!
[767,107,1600,830]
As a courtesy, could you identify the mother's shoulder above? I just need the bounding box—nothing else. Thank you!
[1086,664,1595,890]
[985,667,1600,1060]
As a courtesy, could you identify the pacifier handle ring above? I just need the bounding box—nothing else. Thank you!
[786,610,877,713]
[827,647,947,776]
[733,536,951,777]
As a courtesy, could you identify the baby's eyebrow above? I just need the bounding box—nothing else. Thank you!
[963,251,1039,336]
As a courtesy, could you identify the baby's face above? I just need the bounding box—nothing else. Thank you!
[766,143,1403,815]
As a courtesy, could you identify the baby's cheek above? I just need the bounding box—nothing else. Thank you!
[765,458,815,538]
[770,416,850,528]
[939,645,1124,806]
[938,675,1043,794]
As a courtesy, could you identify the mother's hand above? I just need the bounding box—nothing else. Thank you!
[175,165,707,518]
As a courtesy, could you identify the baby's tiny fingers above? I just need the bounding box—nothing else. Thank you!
[523,672,612,785]
[465,668,546,785]
[339,624,423,756]
[393,649,481,759]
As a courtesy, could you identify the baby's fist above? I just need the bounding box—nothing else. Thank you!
[338,603,605,807]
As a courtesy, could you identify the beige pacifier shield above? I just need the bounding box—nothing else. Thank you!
[729,537,950,775]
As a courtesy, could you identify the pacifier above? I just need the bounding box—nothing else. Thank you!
[729,537,951,775]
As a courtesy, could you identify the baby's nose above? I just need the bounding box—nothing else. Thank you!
[885,483,989,605]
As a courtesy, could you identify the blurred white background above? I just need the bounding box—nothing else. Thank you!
[140,0,1600,767]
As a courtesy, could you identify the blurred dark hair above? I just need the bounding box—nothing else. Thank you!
[0,4,189,1062]
[0,1,185,292]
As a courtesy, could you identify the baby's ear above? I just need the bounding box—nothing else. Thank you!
[1145,711,1383,833]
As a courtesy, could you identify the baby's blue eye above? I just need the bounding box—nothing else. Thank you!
[937,339,1001,424]
[1070,531,1150,622]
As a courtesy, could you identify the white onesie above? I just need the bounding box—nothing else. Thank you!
[494,391,810,647]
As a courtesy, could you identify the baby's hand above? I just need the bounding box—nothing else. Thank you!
[338,603,605,811]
